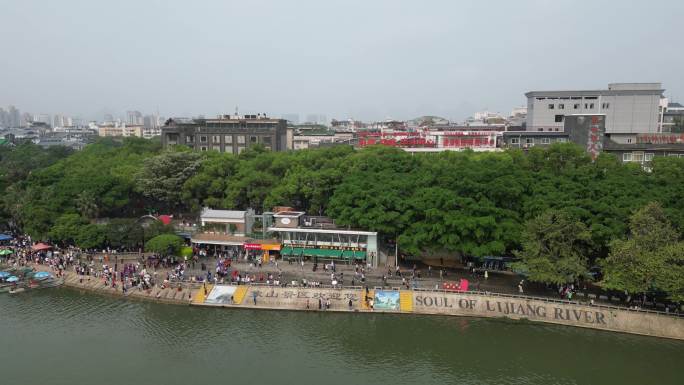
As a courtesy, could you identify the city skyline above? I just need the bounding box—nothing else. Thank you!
[1,0,682,122]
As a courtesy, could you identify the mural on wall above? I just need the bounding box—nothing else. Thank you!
[205,285,237,304]
[374,291,400,310]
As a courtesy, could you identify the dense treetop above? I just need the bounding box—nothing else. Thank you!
[1,138,683,298]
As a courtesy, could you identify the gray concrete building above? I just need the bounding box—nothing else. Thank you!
[525,83,664,135]
[161,114,293,154]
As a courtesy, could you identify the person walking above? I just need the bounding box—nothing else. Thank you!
[484,270,488,280]
[348,299,353,310]
[518,280,524,294]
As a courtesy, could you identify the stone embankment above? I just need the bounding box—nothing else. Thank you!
[33,265,196,304]
[30,265,684,341]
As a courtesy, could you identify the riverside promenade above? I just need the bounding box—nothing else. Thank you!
[29,263,684,341]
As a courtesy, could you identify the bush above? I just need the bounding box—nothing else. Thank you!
[145,234,184,256]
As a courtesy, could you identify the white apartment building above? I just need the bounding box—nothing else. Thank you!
[525,83,664,135]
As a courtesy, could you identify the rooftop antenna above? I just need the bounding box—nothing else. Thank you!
[235,105,239,117]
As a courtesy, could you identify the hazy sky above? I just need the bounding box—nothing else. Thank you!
[1,0,682,122]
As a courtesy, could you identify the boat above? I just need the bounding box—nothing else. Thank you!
[9,287,26,294]
[23,271,63,289]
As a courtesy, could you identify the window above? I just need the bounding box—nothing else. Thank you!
[212,145,221,152]
[558,104,565,109]
[623,153,632,162]
[555,115,564,123]
[554,127,560,131]
[237,135,246,144]
[525,138,534,145]
[262,136,272,145]
[627,138,632,144]
[584,96,598,100]
[200,136,207,143]
[510,138,520,145]
[589,103,595,109]
[574,103,580,109]
[250,135,258,143]
[548,104,555,109]
[538,128,544,131]
[644,153,654,162]
[224,135,233,144]
[602,103,610,109]
[584,103,588,109]
[557,138,567,143]
[541,138,551,144]
[185,135,194,143]
[632,152,644,163]
[200,146,208,152]
[212,135,220,144]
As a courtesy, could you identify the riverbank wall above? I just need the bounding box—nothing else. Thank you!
[193,285,684,341]
[31,265,196,305]
[26,265,684,340]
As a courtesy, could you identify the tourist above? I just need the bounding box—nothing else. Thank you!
[348,299,353,310]
[518,280,524,294]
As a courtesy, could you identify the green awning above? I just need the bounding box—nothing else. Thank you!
[281,247,366,259]
[302,248,342,257]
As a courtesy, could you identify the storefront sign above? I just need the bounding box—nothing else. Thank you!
[243,243,262,250]
[636,133,684,144]
[261,244,281,251]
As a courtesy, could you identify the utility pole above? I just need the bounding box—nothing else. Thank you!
[395,237,398,267]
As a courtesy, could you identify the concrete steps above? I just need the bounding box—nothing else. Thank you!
[360,290,374,310]
[192,284,214,304]
[232,286,247,305]
[399,291,413,312]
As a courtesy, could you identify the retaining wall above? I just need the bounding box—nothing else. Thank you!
[194,285,684,340]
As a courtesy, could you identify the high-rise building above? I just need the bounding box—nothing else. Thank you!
[305,114,327,125]
[21,112,33,127]
[0,108,8,128]
[7,105,21,128]
[281,113,300,125]
[127,110,143,125]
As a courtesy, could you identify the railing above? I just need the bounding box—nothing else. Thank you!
[199,281,683,319]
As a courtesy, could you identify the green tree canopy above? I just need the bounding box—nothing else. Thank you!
[145,234,184,255]
[601,202,684,301]
[513,210,592,285]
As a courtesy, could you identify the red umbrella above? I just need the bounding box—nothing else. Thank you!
[32,243,52,252]
[158,215,172,225]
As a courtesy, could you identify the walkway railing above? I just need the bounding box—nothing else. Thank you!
[182,279,684,319]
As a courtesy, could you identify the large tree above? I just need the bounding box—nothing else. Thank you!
[135,149,203,213]
[513,210,591,284]
[601,202,684,301]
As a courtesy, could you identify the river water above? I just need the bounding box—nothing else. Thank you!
[0,288,681,385]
